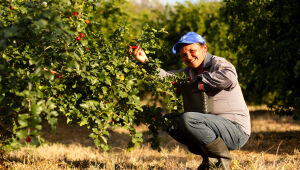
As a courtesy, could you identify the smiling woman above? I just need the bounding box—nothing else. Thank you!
[130,31,251,169]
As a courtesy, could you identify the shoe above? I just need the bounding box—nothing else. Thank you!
[201,137,232,170]
[197,156,210,170]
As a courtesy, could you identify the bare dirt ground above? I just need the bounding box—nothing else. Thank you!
[1,108,300,169]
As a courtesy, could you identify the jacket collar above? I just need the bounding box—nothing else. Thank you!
[188,52,213,80]
[203,52,213,69]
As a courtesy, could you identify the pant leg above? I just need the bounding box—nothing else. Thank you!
[163,113,206,155]
[180,112,249,150]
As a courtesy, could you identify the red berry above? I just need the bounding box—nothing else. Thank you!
[73,12,77,16]
[10,6,14,10]
[172,81,175,85]
[58,75,62,78]
[131,45,137,49]
[26,137,31,143]
[111,119,114,123]
[86,48,90,51]
[58,94,61,98]
[80,33,84,38]
[85,20,90,24]
[76,36,81,41]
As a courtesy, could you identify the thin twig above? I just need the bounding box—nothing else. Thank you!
[273,140,283,168]
[265,145,275,153]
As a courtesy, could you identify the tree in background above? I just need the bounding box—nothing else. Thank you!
[222,0,300,118]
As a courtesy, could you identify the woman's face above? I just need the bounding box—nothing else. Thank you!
[179,43,207,69]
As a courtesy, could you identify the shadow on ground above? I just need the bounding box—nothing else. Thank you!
[2,155,171,170]
[41,110,300,155]
[243,131,300,154]
[241,110,300,154]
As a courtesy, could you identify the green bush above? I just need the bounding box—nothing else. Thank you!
[0,0,183,152]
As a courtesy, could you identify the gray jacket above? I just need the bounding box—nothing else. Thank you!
[159,53,251,135]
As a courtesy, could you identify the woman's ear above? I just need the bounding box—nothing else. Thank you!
[201,43,208,52]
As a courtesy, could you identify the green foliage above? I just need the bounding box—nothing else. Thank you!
[222,0,300,117]
[0,0,183,152]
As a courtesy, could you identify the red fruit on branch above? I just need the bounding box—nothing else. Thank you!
[152,116,157,121]
[111,119,114,123]
[58,75,62,78]
[26,137,31,143]
[73,12,77,16]
[85,20,90,24]
[80,33,84,38]
[131,45,137,49]
[10,6,14,10]
[86,48,90,51]
[172,81,175,85]
[76,36,81,41]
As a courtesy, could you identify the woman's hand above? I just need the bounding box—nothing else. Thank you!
[129,45,148,64]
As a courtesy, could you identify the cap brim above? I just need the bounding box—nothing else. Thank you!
[172,41,195,54]
[172,43,179,54]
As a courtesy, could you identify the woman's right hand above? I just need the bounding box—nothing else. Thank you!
[129,45,148,64]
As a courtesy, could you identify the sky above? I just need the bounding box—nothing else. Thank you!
[164,0,199,5]
[134,0,201,6]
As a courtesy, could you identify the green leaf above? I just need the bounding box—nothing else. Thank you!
[35,124,42,130]
[135,132,143,138]
[44,72,54,80]
[18,114,30,120]
[33,19,48,29]
[16,130,28,139]
[100,135,108,144]
[18,119,28,128]
[79,118,88,126]
[31,103,43,115]
[94,138,100,147]
[30,136,40,146]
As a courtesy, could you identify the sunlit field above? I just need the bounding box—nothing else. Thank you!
[1,106,300,169]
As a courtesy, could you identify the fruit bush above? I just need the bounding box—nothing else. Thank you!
[0,0,183,152]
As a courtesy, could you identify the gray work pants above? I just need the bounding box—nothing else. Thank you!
[165,112,249,154]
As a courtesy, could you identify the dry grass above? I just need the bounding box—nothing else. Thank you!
[1,108,300,169]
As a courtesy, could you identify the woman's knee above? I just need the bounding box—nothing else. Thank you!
[180,112,205,129]
[179,112,215,144]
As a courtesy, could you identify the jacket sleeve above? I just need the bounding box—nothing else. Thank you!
[158,67,188,79]
[200,57,238,91]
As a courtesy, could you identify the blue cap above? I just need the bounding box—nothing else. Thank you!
[172,32,206,54]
